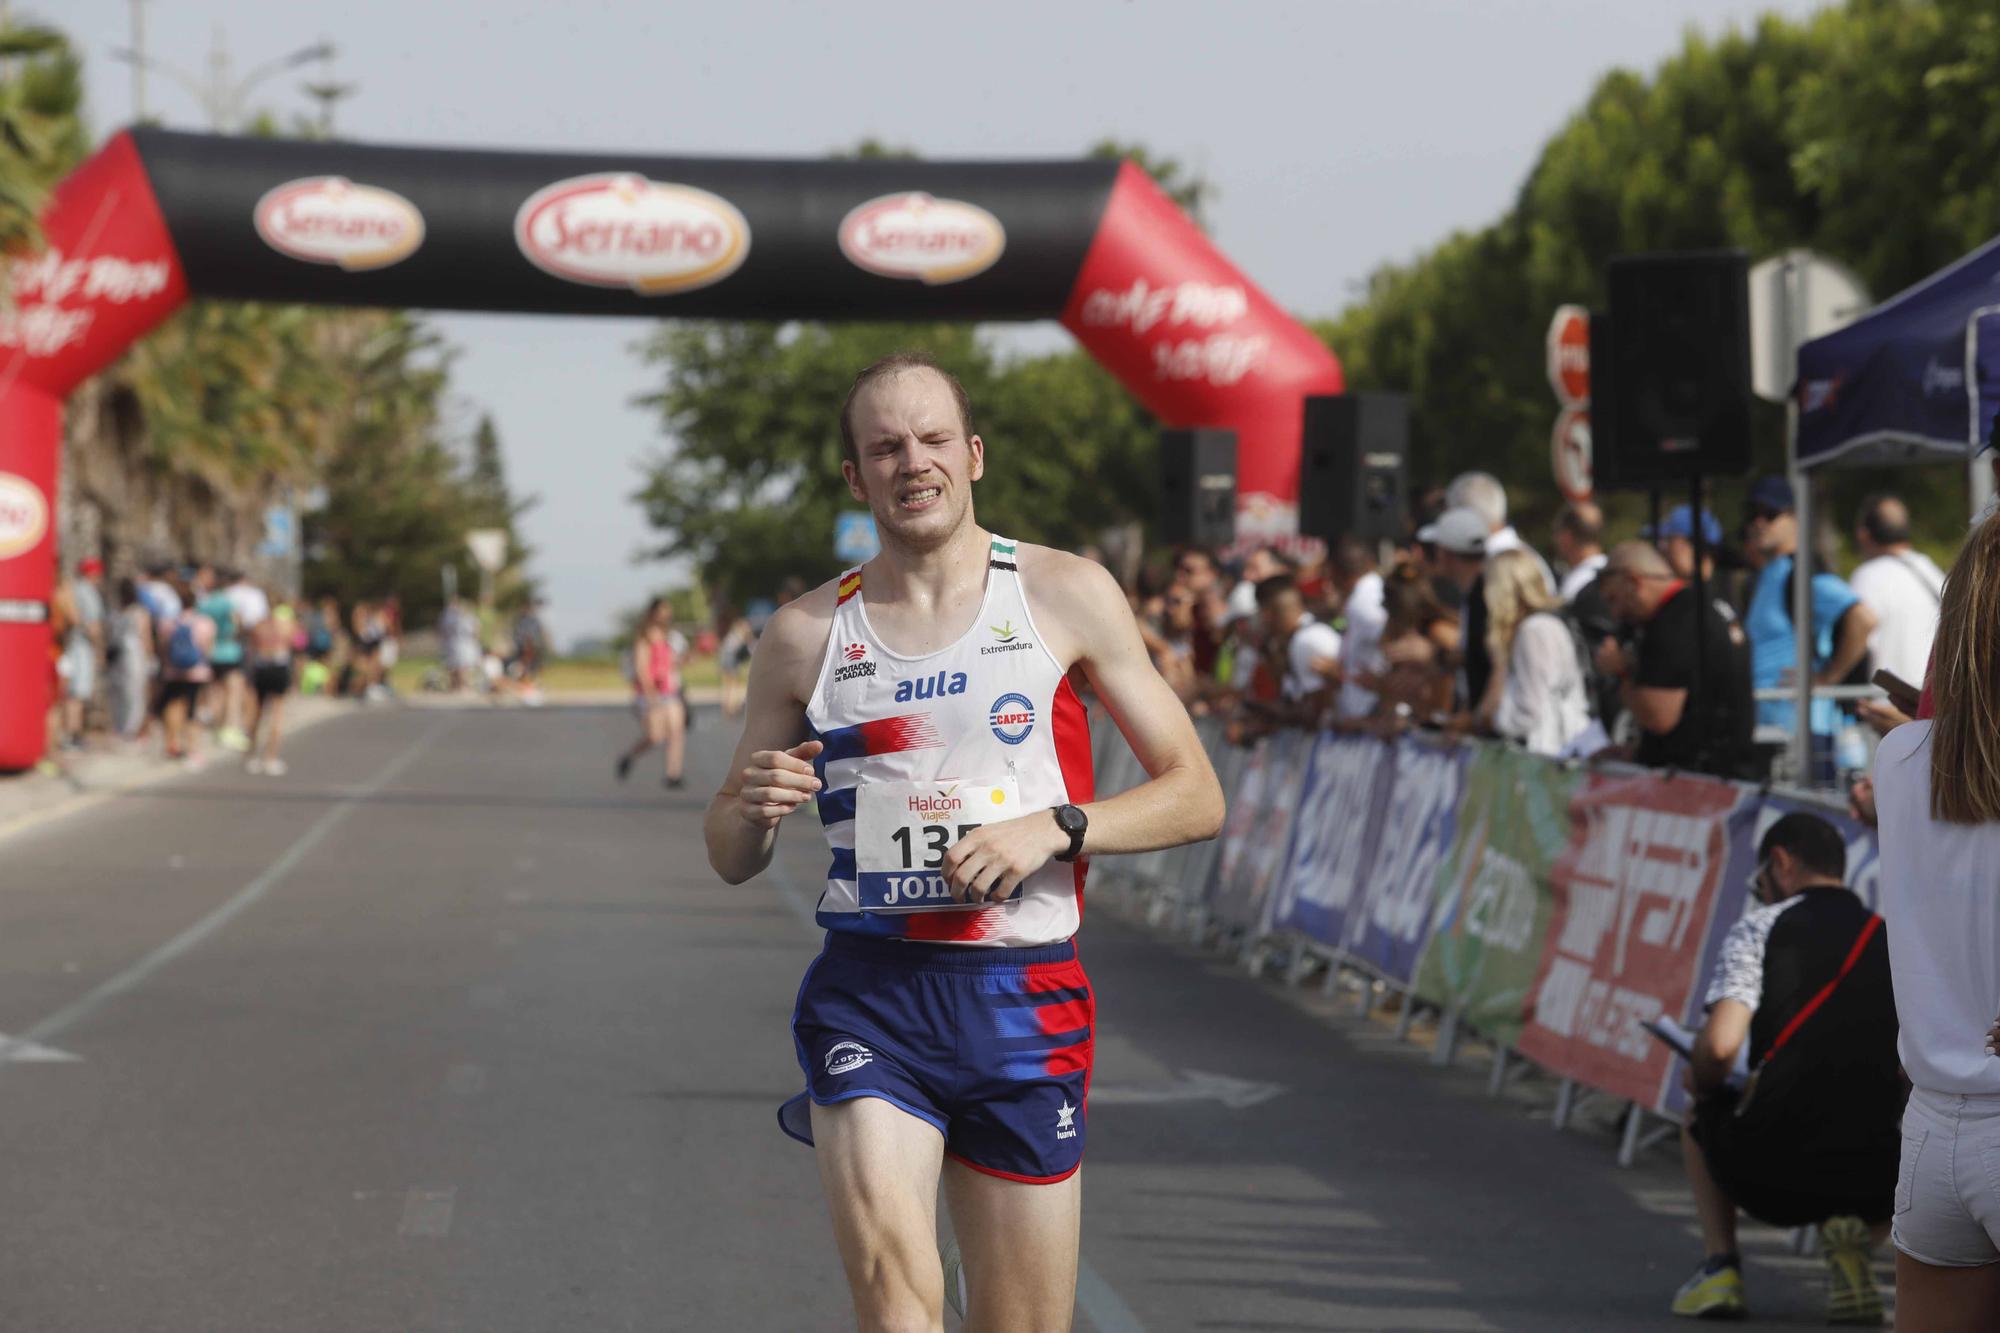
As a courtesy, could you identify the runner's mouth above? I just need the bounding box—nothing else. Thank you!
[897,486,942,511]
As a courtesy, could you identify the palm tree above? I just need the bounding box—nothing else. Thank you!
[0,23,87,257]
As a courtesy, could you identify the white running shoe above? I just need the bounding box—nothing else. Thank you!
[940,1236,966,1320]
[263,758,288,777]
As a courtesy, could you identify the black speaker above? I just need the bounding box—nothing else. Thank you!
[1298,393,1408,546]
[1156,428,1237,548]
[1600,251,1752,484]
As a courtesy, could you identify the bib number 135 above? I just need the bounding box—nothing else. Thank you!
[853,777,1023,912]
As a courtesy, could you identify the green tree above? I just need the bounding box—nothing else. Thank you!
[0,21,87,256]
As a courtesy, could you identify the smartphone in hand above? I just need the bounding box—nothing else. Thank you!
[1872,668,1920,714]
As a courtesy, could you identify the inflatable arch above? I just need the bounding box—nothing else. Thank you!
[0,128,1341,768]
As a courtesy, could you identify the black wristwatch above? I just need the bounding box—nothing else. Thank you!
[1052,804,1088,862]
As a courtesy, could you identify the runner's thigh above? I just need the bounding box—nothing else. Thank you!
[943,1159,1081,1332]
[812,1099,949,1303]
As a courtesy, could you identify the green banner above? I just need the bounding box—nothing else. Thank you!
[1411,746,1581,1048]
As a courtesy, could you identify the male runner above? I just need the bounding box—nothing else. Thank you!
[706,353,1224,1331]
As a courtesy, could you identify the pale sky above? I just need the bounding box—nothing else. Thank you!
[63,0,1828,646]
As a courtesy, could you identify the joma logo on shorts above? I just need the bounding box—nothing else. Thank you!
[825,1040,874,1076]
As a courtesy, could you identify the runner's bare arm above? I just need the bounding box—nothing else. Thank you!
[1034,549,1225,856]
[705,597,830,885]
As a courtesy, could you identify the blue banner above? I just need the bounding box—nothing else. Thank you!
[1344,740,1469,982]
[1270,733,1393,948]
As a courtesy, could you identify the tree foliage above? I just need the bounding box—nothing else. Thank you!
[0,21,87,257]
[1328,0,2000,553]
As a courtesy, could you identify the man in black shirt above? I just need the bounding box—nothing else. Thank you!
[1670,814,1899,1323]
[1594,542,1757,781]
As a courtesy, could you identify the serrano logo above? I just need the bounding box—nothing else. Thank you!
[514,173,751,294]
[0,474,48,560]
[254,177,425,271]
[838,192,1005,285]
[989,692,1036,746]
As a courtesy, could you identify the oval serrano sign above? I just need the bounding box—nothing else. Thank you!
[254,177,426,271]
[839,193,1005,285]
[514,173,751,295]
[0,472,49,561]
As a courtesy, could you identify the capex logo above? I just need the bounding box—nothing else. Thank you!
[514,173,751,295]
[989,692,1036,745]
[254,177,426,271]
[981,618,1034,656]
[838,192,1006,285]
[834,641,876,684]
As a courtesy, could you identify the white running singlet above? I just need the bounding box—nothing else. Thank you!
[805,536,1094,947]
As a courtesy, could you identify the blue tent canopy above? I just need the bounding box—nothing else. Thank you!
[1795,232,2000,469]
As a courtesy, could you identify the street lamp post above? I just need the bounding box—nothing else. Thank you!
[109,25,334,132]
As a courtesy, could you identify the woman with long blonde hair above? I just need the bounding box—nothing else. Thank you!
[1477,548,1592,756]
[1872,512,2000,1330]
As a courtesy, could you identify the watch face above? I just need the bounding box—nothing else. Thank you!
[1057,804,1086,834]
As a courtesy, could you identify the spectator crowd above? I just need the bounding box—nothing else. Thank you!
[1125,468,1948,789]
[40,556,420,777]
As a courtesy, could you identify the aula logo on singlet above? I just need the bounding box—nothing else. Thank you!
[893,671,967,702]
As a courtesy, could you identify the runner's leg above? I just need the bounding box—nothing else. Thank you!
[812,1098,949,1333]
[662,696,686,783]
[942,1159,1081,1332]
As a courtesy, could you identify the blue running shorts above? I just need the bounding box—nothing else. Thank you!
[778,933,1095,1183]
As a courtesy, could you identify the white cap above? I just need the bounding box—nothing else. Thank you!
[1416,506,1489,557]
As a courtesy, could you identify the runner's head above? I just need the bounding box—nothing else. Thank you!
[839,353,984,553]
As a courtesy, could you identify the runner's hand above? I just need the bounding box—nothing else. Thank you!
[1987,1015,1998,1059]
[942,813,1067,904]
[736,741,823,830]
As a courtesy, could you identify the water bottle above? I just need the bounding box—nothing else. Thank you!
[1835,722,1871,784]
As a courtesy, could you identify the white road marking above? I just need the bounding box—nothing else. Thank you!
[0,722,445,1070]
[1077,1258,1146,1333]
[398,1187,456,1238]
[445,1063,486,1095]
[0,1032,82,1063]
[1089,1069,1287,1110]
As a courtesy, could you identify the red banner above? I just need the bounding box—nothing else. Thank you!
[1061,163,1342,541]
[1515,772,1751,1110]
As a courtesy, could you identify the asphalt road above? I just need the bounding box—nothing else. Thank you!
[0,705,1865,1331]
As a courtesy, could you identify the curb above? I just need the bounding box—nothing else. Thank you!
[0,697,354,847]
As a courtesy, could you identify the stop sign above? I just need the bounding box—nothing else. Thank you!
[1546,305,1590,405]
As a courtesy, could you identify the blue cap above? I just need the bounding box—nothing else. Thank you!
[1748,476,1795,514]
[1650,505,1723,545]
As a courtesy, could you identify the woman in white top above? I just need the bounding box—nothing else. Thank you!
[1478,549,1592,757]
[1872,511,2000,1331]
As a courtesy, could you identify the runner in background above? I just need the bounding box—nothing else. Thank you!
[717,606,754,718]
[159,587,215,763]
[616,597,687,789]
[245,595,296,776]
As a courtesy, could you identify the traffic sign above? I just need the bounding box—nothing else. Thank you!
[1546,305,1590,405]
[1552,407,1593,503]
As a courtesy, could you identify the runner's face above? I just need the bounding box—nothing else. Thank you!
[843,369,983,549]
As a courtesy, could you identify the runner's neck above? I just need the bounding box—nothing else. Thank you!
[862,521,994,612]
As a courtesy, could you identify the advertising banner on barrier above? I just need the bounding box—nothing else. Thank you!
[1344,740,1469,982]
[1412,747,1581,1048]
[1270,733,1393,947]
[1212,731,1311,934]
[1516,772,1753,1110]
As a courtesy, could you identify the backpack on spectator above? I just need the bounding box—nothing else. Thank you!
[166,617,205,671]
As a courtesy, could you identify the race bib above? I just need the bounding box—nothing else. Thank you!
[853,777,1022,912]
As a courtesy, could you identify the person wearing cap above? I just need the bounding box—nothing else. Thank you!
[1653,505,1723,583]
[1743,477,1877,757]
[56,555,107,749]
[1416,505,1489,713]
